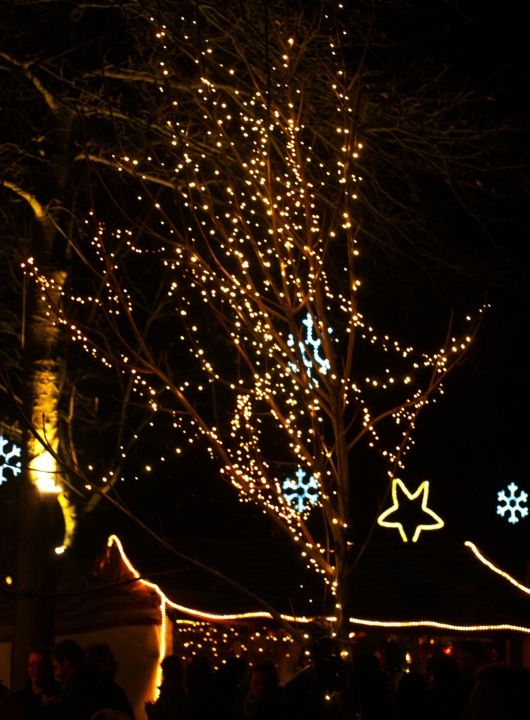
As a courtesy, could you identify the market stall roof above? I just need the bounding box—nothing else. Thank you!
[345,540,530,634]
[109,534,330,623]
[2,534,530,641]
[114,534,530,634]
[0,537,162,643]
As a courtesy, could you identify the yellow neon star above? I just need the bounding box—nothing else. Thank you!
[377,479,444,542]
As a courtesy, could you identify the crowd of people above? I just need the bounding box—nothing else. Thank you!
[0,640,133,720]
[349,644,530,720]
[1,638,530,720]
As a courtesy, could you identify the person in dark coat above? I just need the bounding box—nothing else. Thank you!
[351,653,392,720]
[463,663,530,720]
[45,639,119,720]
[427,657,471,720]
[243,662,288,720]
[13,647,61,720]
[394,672,428,720]
[0,682,26,720]
[145,655,185,720]
[175,662,234,720]
[85,644,134,719]
[216,657,246,716]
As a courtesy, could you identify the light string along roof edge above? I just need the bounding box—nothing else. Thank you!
[107,535,334,623]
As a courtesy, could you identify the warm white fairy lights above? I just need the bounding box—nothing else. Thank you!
[19,7,480,632]
[112,535,530,652]
[109,534,328,624]
[464,541,530,594]
[349,617,530,634]
[348,543,530,633]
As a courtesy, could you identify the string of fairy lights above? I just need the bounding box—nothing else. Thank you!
[21,3,481,612]
[174,621,297,671]
[109,533,530,691]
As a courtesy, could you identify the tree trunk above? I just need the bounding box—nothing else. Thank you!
[11,228,66,689]
[12,475,57,689]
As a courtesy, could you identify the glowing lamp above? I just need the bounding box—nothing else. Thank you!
[30,451,62,493]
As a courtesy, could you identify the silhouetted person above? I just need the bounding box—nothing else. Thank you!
[463,663,530,720]
[243,662,287,720]
[0,682,26,720]
[454,641,486,701]
[45,639,116,720]
[428,657,469,720]
[351,654,392,720]
[216,657,246,715]
[284,663,338,720]
[176,662,234,720]
[14,647,61,720]
[145,655,185,720]
[85,645,134,719]
[394,672,428,720]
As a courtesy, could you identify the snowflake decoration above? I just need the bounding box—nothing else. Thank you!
[288,313,331,387]
[282,468,320,514]
[497,483,528,524]
[0,435,22,485]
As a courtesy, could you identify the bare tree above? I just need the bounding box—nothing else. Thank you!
[1,0,514,696]
[22,0,490,653]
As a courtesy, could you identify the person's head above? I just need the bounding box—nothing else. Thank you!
[464,663,530,720]
[184,663,215,695]
[432,657,461,689]
[85,644,118,682]
[454,640,486,678]
[52,640,86,684]
[396,672,427,702]
[160,655,184,683]
[27,647,52,689]
[249,662,279,701]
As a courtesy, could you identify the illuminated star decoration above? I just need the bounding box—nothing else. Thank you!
[497,483,528,524]
[0,435,22,485]
[288,313,331,387]
[283,468,320,514]
[377,478,444,542]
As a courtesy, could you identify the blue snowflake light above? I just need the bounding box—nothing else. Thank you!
[497,482,528,524]
[288,313,331,387]
[0,435,22,485]
[282,468,319,513]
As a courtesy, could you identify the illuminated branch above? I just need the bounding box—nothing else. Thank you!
[0,52,61,113]
[0,363,302,641]
[1,180,48,220]
[74,153,182,190]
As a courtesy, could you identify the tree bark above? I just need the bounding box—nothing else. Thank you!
[11,220,66,689]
